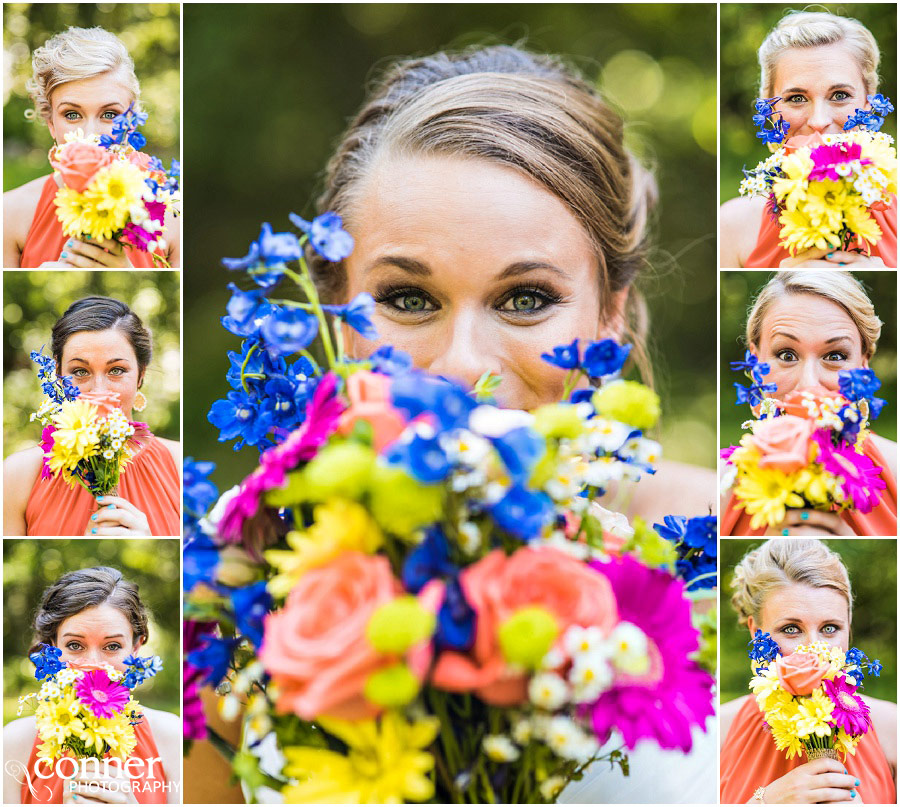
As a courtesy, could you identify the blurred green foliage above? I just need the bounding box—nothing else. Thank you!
[3,271,180,457]
[720,539,897,705]
[3,3,180,191]
[3,538,181,723]
[720,270,897,447]
[720,3,897,203]
[184,3,718,491]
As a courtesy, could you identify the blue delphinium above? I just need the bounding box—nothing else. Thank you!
[290,212,354,262]
[541,339,581,370]
[730,350,771,384]
[99,102,148,148]
[391,374,476,432]
[30,644,64,681]
[748,630,780,663]
[868,94,894,118]
[221,284,273,338]
[208,390,273,450]
[734,380,778,407]
[838,367,881,402]
[222,222,303,286]
[490,426,546,486]
[187,635,242,687]
[184,458,218,544]
[122,655,163,689]
[369,345,413,376]
[753,97,791,144]
[869,659,883,677]
[30,348,80,404]
[491,484,555,541]
[654,514,718,589]
[582,339,632,378]
[386,433,452,483]
[844,102,889,132]
[259,307,319,359]
[322,292,378,339]
[231,582,273,649]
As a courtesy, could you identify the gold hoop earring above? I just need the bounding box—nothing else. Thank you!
[133,390,147,412]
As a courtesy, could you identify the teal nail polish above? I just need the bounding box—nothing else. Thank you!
[108,503,114,510]
[60,251,67,258]
[781,529,789,536]
[801,512,809,521]
[851,791,856,798]
[91,513,97,521]
[855,779,860,786]
[97,496,104,502]
[827,252,835,257]
[91,528,97,535]
[839,261,847,265]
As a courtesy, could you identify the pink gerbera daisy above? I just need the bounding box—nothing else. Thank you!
[584,555,715,752]
[812,430,886,513]
[824,675,871,736]
[74,668,130,719]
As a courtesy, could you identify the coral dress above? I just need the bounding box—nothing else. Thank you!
[722,436,898,537]
[745,195,897,268]
[19,176,159,269]
[721,696,896,804]
[24,434,180,537]
[21,718,167,804]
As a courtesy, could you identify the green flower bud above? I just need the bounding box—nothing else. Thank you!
[592,381,661,432]
[498,607,559,669]
[369,465,443,538]
[364,664,420,708]
[366,596,436,654]
[532,404,584,440]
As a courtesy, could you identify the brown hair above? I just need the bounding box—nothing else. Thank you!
[30,566,149,656]
[52,296,153,385]
[731,539,852,628]
[310,45,657,381]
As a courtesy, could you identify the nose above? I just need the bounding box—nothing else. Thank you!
[797,359,822,390]
[427,311,502,390]
[807,101,833,132]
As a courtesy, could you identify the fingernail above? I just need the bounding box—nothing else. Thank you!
[855,779,860,786]
[97,496,104,502]
[61,251,67,258]
[91,513,97,521]
[827,252,835,257]
[91,528,97,535]
[108,504,114,510]
[801,512,809,521]
[839,261,847,265]
[66,239,73,246]
[782,529,789,536]
[852,791,856,798]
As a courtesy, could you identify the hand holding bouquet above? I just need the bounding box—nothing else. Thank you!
[18,645,163,764]
[722,353,887,530]
[50,104,180,267]
[29,349,149,497]
[747,632,882,761]
[740,95,896,256]
[183,211,717,803]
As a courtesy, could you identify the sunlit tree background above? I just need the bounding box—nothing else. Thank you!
[3,538,181,722]
[720,270,897,448]
[720,3,897,203]
[184,3,718,493]
[720,539,897,705]
[3,2,180,191]
[3,270,181,456]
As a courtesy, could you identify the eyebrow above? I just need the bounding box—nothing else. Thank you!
[68,357,131,365]
[781,84,855,94]
[60,633,126,639]
[771,332,855,345]
[56,101,125,109]
[365,255,567,280]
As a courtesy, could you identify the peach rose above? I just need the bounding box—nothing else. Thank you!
[127,151,154,172]
[749,415,814,472]
[259,551,402,720]
[775,651,829,696]
[779,389,846,419]
[51,142,114,192]
[783,133,826,154]
[78,390,123,418]
[337,371,407,452]
[421,547,618,705]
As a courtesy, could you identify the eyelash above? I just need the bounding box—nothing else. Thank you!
[780,624,839,636]
[372,283,564,317]
[71,367,127,377]
[785,91,851,104]
[63,110,119,121]
[65,642,123,652]
[775,350,847,362]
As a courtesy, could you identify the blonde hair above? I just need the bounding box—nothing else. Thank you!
[746,270,882,360]
[758,11,880,99]
[311,46,657,382]
[27,26,140,122]
[731,539,852,626]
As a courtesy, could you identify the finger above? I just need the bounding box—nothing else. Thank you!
[84,236,122,254]
[809,787,855,802]
[801,758,848,774]
[89,509,137,529]
[64,240,116,267]
[779,248,830,267]
[816,773,859,789]
[94,495,140,515]
[87,525,132,536]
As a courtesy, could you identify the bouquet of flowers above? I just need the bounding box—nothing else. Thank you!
[29,349,149,496]
[722,352,887,530]
[740,95,896,256]
[183,212,716,803]
[747,631,882,761]
[50,103,180,267]
[18,645,162,763]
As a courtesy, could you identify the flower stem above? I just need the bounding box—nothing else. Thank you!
[239,343,259,395]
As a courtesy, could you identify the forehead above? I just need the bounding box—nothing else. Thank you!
[56,603,132,637]
[760,581,849,624]
[61,328,137,362]
[50,69,133,108]
[349,152,596,272]
[760,292,860,345]
[773,41,866,91]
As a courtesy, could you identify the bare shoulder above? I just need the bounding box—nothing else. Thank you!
[3,715,37,757]
[861,695,896,766]
[870,433,897,481]
[720,195,766,268]
[4,446,43,498]
[720,694,752,748]
[628,458,716,524]
[156,437,182,467]
[4,175,50,239]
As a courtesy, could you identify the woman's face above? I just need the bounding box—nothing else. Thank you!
[59,327,143,417]
[772,42,869,137]
[343,153,622,409]
[753,292,866,398]
[46,69,134,143]
[55,603,141,671]
[749,582,850,655]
